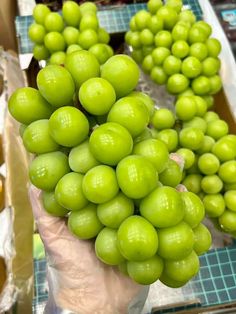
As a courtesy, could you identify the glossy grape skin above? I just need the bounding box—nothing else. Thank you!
[101,54,140,98]
[203,194,225,218]
[218,210,236,232]
[79,77,116,116]
[179,127,204,150]
[89,122,133,166]
[164,251,200,282]
[159,159,182,188]
[49,106,89,147]
[117,215,158,261]
[116,155,158,199]
[68,203,103,239]
[82,165,119,204]
[219,161,236,184]
[37,65,75,107]
[44,32,66,53]
[133,139,169,174]
[29,152,70,191]
[33,44,50,61]
[97,192,134,229]
[28,23,46,44]
[193,223,212,255]
[127,255,164,285]
[33,4,50,25]
[181,191,205,228]
[8,87,53,125]
[224,190,236,212]
[23,119,59,154]
[95,228,125,265]
[107,97,149,138]
[55,172,88,211]
[44,12,64,32]
[140,186,184,228]
[69,140,100,174]
[157,222,195,260]
[62,1,81,27]
[65,50,100,89]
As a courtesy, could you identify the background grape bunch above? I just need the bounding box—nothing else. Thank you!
[125,0,222,98]
[28,1,113,65]
[150,105,236,238]
[125,0,236,236]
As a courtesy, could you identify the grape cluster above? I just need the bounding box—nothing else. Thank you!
[29,1,113,65]
[124,0,236,236]
[8,49,212,287]
[125,0,222,97]
[150,103,236,237]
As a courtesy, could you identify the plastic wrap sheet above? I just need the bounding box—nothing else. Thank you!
[0,50,33,313]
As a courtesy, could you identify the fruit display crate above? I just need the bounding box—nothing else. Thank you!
[14,1,203,55]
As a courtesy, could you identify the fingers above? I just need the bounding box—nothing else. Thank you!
[29,185,146,314]
[29,185,52,222]
[28,185,70,252]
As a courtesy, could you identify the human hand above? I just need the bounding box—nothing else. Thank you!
[29,186,148,314]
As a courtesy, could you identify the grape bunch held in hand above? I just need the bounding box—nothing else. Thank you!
[8,51,213,287]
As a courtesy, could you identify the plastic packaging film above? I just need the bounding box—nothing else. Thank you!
[0,50,34,313]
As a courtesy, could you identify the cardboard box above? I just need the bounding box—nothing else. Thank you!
[0,51,33,314]
[0,0,18,51]
[214,90,236,133]
[0,257,6,295]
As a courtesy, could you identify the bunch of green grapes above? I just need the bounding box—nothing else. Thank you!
[28,1,113,65]
[8,51,212,287]
[125,0,222,98]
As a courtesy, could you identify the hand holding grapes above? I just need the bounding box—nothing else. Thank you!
[29,186,147,314]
